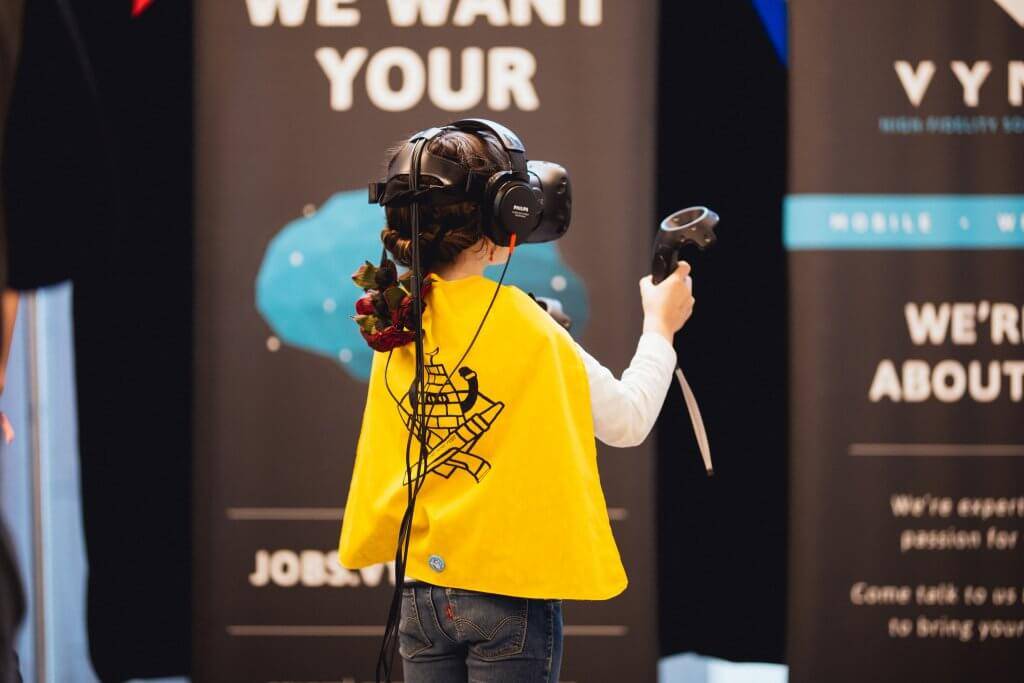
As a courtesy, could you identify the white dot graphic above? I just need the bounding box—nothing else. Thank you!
[266,336,281,352]
[323,298,337,313]
[338,348,353,363]
[959,216,970,230]
[302,203,316,217]
[289,250,304,267]
[550,275,567,292]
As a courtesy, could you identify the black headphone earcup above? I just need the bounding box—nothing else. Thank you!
[487,176,542,246]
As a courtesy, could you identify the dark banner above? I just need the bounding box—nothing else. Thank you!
[787,1,1024,681]
[194,2,657,681]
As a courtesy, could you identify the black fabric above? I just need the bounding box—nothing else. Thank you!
[3,0,110,289]
[3,1,192,680]
[655,0,789,664]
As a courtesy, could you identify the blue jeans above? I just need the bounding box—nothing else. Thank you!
[398,582,563,682]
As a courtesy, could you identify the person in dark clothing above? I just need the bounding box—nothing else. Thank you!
[2,1,193,679]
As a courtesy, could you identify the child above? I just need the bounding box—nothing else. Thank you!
[339,122,693,683]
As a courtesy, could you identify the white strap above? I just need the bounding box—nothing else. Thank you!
[675,367,714,477]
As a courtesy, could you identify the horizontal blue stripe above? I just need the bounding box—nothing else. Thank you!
[784,195,1024,249]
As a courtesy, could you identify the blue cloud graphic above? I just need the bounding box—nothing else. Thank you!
[256,190,589,381]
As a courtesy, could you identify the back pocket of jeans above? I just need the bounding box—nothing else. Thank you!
[451,591,528,661]
[398,587,432,659]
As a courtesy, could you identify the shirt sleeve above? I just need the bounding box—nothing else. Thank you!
[574,331,678,448]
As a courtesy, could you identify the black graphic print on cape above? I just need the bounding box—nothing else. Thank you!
[393,348,505,485]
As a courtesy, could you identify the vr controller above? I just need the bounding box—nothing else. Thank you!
[532,205,718,477]
[653,205,719,477]
[651,206,719,284]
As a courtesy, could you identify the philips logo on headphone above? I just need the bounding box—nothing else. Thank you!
[513,204,531,217]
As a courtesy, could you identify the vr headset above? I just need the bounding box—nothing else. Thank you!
[368,118,572,247]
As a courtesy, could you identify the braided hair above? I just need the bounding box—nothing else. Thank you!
[379,129,510,271]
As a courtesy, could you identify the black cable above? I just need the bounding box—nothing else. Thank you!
[375,245,514,678]
[375,146,517,683]
[376,138,427,683]
[435,244,514,398]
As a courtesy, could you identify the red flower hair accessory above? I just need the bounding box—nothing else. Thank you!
[351,259,433,352]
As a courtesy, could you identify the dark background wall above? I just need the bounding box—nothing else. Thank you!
[654,0,789,664]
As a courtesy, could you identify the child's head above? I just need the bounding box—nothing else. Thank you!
[380,129,510,270]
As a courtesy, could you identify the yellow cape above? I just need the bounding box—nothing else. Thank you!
[338,273,626,600]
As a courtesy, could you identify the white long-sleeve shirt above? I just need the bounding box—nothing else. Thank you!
[574,331,678,448]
